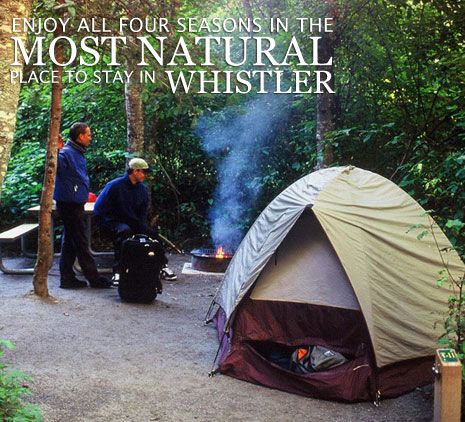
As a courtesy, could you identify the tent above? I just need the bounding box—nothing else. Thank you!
[206,166,465,402]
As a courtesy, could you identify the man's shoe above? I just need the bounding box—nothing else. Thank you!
[160,266,177,281]
[89,276,113,289]
[60,278,88,289]
[111,273,120,287]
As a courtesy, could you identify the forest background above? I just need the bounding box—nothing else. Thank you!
[1,0,464,255]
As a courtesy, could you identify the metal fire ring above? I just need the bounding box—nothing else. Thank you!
[190,248,233,273]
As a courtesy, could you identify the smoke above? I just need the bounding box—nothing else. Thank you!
[196,94,291,250]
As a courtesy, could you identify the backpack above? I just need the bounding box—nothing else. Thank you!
[310,346,347,371]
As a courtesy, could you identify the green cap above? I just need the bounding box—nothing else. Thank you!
[128,158,149,170]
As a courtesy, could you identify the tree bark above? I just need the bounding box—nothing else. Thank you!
[33,13,65,298]
[0,0,32,194]
[315,0,337,169]
[125,37,144,159]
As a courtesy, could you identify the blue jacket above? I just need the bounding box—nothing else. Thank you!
[93,174,150,231]
[54,141,90,204]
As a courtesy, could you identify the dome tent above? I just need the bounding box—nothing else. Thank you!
[207,166,465,402]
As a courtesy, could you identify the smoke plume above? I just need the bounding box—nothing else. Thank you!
[196,94,290,250]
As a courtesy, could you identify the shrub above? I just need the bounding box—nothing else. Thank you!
[0,141,45,224]
[0,339,42,421]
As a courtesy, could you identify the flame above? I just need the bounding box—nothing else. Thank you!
[215,246,226,259]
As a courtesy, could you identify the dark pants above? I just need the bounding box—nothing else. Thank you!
[57,202,100,282]
[100,221,166,273]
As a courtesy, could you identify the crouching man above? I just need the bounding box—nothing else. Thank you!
[93,158,176,282]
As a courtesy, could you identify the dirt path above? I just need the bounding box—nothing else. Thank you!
[0,255,432,421]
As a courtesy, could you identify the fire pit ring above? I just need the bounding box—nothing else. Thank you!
[190,248,233,273]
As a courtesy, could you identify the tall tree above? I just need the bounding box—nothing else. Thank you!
[0,0,33,194]
[123,0,183,160]
[125,35,144,158]
[315,0,337,169]
[33,5,65,298]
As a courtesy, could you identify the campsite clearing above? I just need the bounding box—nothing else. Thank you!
[0,254,432,421]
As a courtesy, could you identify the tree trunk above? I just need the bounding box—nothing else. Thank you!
[125,37,144,159]
[315,1,337,169]
[33,16,65,298]
[0,0,32,194]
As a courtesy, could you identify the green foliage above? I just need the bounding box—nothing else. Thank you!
[3,0,465,251]
[400,151,465,249]
[0,142,45,223]
[144,91,221,247]
[0,340,42,421]
[437,273,465,371]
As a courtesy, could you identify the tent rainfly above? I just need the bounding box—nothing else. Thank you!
[206,166,465,402]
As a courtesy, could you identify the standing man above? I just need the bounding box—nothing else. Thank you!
[54,122,112,289]
[93,158,177,281]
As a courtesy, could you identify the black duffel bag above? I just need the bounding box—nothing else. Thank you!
[118,234,165,304]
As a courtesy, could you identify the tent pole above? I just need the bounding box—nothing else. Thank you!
[204,300,217,324]
[208,329,228,377]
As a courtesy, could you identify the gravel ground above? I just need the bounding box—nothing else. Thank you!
[0,254,433,421]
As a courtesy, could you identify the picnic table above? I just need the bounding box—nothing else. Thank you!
[0,202,111,275]
[0,224,39,274]
[27,202,111,257]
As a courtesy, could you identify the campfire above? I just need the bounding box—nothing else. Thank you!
[215,246,226,259]
[190,246,233,273]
